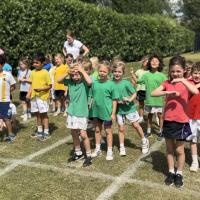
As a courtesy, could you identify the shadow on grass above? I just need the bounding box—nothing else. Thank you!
[141,150,168,175]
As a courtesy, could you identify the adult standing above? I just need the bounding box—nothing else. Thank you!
[62,30,89,60]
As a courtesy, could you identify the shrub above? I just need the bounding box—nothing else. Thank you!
[0,0,194,67]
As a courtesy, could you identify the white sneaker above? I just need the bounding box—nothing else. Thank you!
[23,114,28,122]
[119,147,126,156]
[106,151,113,161]
[142,138,149,154]
[190,162,199,172]
[20,114,25,118]
[91,149,102,158]
[28,113,31,119]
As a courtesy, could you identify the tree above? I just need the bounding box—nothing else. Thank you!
[80,0,172,15]
[180,0,200,32]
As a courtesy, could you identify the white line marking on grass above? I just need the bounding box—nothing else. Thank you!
[0,157,199,198]
[96,140,165,200]
[0,136,71,177]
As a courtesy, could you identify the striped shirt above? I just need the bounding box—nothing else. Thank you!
[0,71,16,102]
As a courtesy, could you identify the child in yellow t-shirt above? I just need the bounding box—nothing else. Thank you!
[27,52,52,141]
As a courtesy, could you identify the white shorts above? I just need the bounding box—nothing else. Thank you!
[66,114,88,130]
[10,103,17,115]
[31,97,49,113]
[145,106,163,114]
[117,111,140,125]
[186,120,200,143]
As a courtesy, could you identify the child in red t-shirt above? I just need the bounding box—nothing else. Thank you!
[187,63,200,172]
[151,56,199,188]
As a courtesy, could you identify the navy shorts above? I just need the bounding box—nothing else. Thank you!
[19,91,28,101]
[0,102,12,119]
[136,90,146,102]
[54,90,65,99]
[93,117,112,127]
[162,120,192,140]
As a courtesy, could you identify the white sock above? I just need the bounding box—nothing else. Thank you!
[120,143,125,149]
[107,147,112,152]
[147,128,151,134]
[142,137,147,144]
[44,129,49,135]
[176,170,182,176]
[75,148,82,156]
[192,155,198,164]
[169,168,175,174]
[95,144,101,151]
[37,126,43,132]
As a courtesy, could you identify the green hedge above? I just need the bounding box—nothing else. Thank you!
[0,0,194,67]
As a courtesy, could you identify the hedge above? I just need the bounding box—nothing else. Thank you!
[0,0,194,67]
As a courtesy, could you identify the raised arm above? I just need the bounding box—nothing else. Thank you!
[172,78,199,95]
[77,65,92,85]
[82,45,89,57]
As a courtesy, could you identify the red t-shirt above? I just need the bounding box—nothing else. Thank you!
[188,80,200,120]
[162,80,190,123]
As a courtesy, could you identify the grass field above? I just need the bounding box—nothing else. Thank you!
[0,53,200,200]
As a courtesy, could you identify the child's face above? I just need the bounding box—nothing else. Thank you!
[170,64,185,80]
[71,71,81,82]
[19,61,27,70]
[113,67,123,81]
[67,35,74,45]
[150,58,159,69]
[98,65,109,80]
[66,57,73,65]
[55,56,63,66]
[142,58,148,68]
[192,70,200,83]
[33,59,43,70]
[186,64,192,73]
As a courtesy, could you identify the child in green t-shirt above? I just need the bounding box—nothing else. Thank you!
[131,55,149,123]
[137,54,167,139]
[113,61,149,156]
[58,63,93,167]
[90,61,118,161]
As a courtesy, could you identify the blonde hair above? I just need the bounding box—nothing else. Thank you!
[112,61,125,73]
[82,58,92,71]
[19,57,29,68]
[90,57,99,68]
[98,60,111,72]
[54,53,64,63]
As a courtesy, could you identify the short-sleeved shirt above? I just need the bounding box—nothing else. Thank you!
[63,39,83,59]
[54,64,69,91]
[113,80,136,115]
[0,71,16,102]
[43,63,53,71]
[162,80,190,123]
[29,69,52,100]
[64,79,89,117]
[90,80,118,121]
[188,81,200,120]
[3,63,12,73]
[135,69,148,91]
[138,71,167,107]
[17,69,31,92]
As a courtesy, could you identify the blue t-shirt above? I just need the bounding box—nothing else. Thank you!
[3,63,12,72]
[43,63,53,71]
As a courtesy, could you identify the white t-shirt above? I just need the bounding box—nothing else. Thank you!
[10,103,17,115]
[17,69,31,92]
[0,71,16,102]
[63,39,83,59]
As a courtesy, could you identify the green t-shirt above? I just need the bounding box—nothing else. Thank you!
[90,80,118,121]
[113,80,137,115]
[135,69,148,91]
[137,71,167,106]
[64,79,89,117]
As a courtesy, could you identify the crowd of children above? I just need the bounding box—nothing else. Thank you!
[0,47,199,188]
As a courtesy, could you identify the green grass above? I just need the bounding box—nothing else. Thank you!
[0,52,199,199]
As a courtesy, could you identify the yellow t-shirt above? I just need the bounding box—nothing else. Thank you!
[30,69,52,100]
[54,64,69,90]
